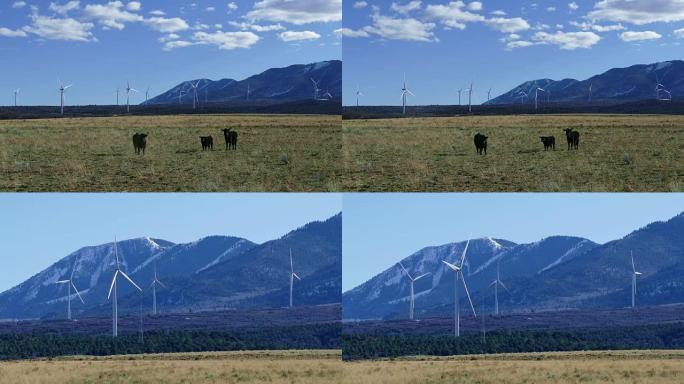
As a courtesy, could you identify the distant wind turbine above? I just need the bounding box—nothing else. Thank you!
[115,87,120,106]
[488,261,509,316]
[457,88,463,105]
[55,256,85,320]
[13,88,20,107]
[588,83,593,103]
[310,78,321,100]
[355,84,364,107]
[125,81,138,113]
[145,86,150,105]
[190,81,200,109]
[467,82,473,112]
[58,79,72,116]
[398,262,430,320]
[487,88,492,104]
[535,87,546,110]
[246,83,251,101]
[517,90,528,104]
[150,262,166,315]
[178,88,185,104]
[442,238,477,337]
[289,249,301,308]
[631,251,642,308]
[400,73,414,115]
[108,237,143,337]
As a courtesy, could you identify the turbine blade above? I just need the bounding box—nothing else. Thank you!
[56,280,70,284]
[413,272,430,282]
[441,260,460,272]
[499,280,511,293]
[461,273,477,317]
[157,280,167,289]
[459,239,471,267]
[292,272,301,280]
[107,271,118,300]
[398,262,412,279]
[119,271,142,292]
[407,90,415,96]
[488,280,497,288]
[71,282,85,304]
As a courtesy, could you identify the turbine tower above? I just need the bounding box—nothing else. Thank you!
[467,82,473,112]
[289,248,301,308]
[190,81,200,109]
[13,88,20,107]
[355,84,363,107]
[150,262,166,315]
[398,262,430,320]
[588,83,593,103]
[631,251,642,308]
[108,237,143,337]
[145,86,150,105]
[517,91,528,104]
[125,81,138,113]
[488,261,509,316]
[487,88,492,104]
[442,238,477,337]
[535,87,546,110]
[400,73,414,115]
[58,79,72,116]
[115,87,120,106]
[457,88,463,105]
[310,78,321,100]
[55,256,85,320]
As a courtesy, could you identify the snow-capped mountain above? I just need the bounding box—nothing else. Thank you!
[488,60,684,105]
[0,213,342,320]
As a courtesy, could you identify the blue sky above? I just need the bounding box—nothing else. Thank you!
[0,193,341,292]
[343,193,684,291]
[0,0,341,106]
[341,0,684,106]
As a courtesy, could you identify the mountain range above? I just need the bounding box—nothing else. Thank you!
[343,212,684,320]
[488,60,684,105]
[145,60,341,105]
[0,213,341,320]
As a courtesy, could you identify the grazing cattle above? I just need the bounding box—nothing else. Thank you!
[563,128,580,150]
[221,128,238,150]
[540,136,555,151]
[132,133,148,155]
[474,133,488,155]
[200,136,213,151]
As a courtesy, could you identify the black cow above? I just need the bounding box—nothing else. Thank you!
[132,133,148,155]
[200,136,213,151]
[474,133,488,155]
[221,128,238,150]
[563,128,580,150]
[540,136,555,151]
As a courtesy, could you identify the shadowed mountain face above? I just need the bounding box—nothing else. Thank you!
[488,60,684,105]
[0,214,341,320]
[344,212,684,320]
[145,60,341,105]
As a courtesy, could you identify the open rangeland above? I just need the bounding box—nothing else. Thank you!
[0,114,341,192]
[0,350,342,384]
[341,114,684,191]
[342,350,684,384]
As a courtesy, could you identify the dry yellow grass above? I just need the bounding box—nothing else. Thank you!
[0,350,342,384]
[0,114,341,192]
[342,350,684,384]
[342,114,684,191]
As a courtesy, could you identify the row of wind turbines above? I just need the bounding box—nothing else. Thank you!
[57,238,303,338]
[398,239,647,338]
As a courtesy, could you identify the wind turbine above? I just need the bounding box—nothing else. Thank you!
[58,79,72,116]
[588,83,593,103]
[442,238,477,337]
[467,82,473,112]
[13,88,20,107]
[289,248,301,308]
[246,83,251,101]
[398,262,430,320]
[190,81,200,109]
[55,256,85,320]
[145,86,150,105]
[517,90,528,104]
[488,261,509,316]
[355,84,363,107]
[108,237,143,337]
[310,78,321,100]
[535,87,546,110]
[631,251,642,308]
[400,73,414,115]
[457,88,463,105]
[178,89,185,105]
[487,88,492,104]
[150,262,166,315]
[125,81,138,113]
[115,87,120,106]
[323,89,333,100]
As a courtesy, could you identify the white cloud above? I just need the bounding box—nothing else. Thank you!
[214,23,222,28]
[278,30,321,41]
[547,6,556,12]
[365,12,437,41]
[192,30,260,49]
[675,27,684,38]
[533,30,600,49]
[144,16,190,33]
[568,2,579,11]
[619,30,662,41]
[0,27,27,37]
[193,22,210,30]
[12,1,27,8]
[588,0,684,25]
[228,2,238,11]
[390,1,422,15]
[163,40,193,50]
[158,33,179,42]
[571,21,625,32]
[425,1,485,29]
[485,17,530,32]
[246,0,341,25]
[353,1,368,8]
[149,9,165,16]
[229,21,285,32]
[206,6,215,11]
[506,40,534,49]
[334,27,370,37]
[491,9,506,16]
[23,12,96,41]
[126,1,141,11]
[83,1,143,30]
[49,1,80,15]
[467,1,482,11]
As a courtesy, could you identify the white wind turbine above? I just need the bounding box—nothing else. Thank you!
[488,261,509,316]
[457,88,463,105]
[323,89,333,100]
[246,83,251,101]
[13,88,20,107]
[517,90,528,104]
[398,262,430,320]
[55,256,85,320]
[108,237,143,337]
[588,83,593,103]
[150,262,166,315]
[631,251,642,308]
[310,78,321,100]
[190,81,200,109]
[289,248,301,308]
[355,84,364,107]
[400,73,414,115]
[145,86,150,105]
[178,88,185,104]
[487,88,492,104]
[442,238,477,337]
[466,82,473,112]
[58,79,72,116]
[115,87,120,106]
[535,87,546,110]
[125,81,138,113]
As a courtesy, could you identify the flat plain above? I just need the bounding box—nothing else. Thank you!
[341,114,684,191]
[341,350,684,384]
[0,114,341,192]
[0,350,342,384]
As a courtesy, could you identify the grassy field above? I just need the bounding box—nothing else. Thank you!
[0,350,342,384]
[0,114,341,191]
[342,114,684,191]
[342,350,684,384]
